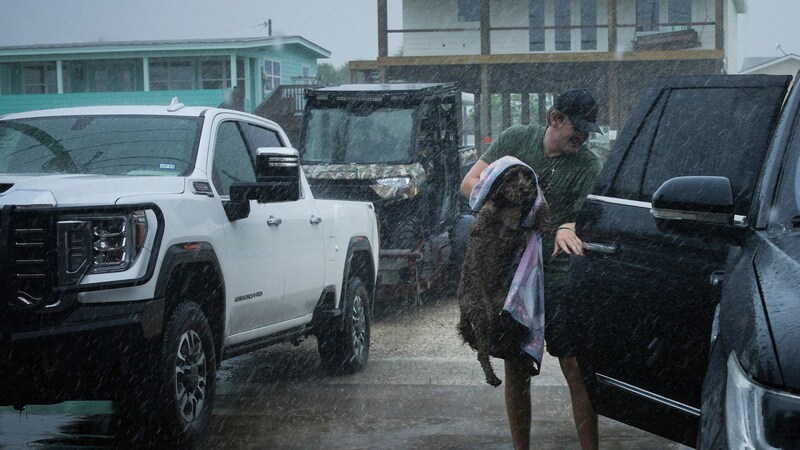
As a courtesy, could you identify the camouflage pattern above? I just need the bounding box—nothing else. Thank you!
[302,163,427,200]
[458,146,479,168]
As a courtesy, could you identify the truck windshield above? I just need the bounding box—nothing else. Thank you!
[0,115,201,176]
[302,107,414,164]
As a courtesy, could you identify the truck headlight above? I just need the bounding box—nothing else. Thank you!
[57,210,148,285]
[726,353,800,449]
[372,176,419,200]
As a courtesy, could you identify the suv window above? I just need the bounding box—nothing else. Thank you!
[610,92,668,200]
[608,87,778,215]
[772,113,800,230]
[212,121,256,196]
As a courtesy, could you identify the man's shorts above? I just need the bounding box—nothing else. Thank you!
[543,257,579,358]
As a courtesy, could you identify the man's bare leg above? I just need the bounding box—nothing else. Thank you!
[504,359,532,450]
[560,356,598,450]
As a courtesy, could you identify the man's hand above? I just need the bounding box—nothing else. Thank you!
[551,222,584,257]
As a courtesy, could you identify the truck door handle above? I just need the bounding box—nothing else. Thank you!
[309,215,322,225]
[583,242,617,254]
[267,216,282,226]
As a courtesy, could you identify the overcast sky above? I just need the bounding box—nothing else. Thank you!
[0,0,796,71]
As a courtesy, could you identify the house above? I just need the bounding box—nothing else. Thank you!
[740,53,800,77]
[351,0,748,152]
[0,36,330,115]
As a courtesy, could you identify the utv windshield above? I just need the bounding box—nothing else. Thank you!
[302,107,414,164]
[0,115,201,176]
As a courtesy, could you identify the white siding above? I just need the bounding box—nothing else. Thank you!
[724,0,740,73]
[402,0,716,56]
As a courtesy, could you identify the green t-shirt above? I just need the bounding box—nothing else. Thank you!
[480,124,602,279]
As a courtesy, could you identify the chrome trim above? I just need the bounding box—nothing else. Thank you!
[587,195,651,209]
[583,242,616,253]
[587,194,746,224]
[651,208,731,224]
[596,373,700,417]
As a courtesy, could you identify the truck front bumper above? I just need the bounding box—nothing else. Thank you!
[0,298,164,406]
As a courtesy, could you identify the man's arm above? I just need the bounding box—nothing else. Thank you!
[460,159,489,199]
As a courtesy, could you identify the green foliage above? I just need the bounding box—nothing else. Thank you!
[317,63,349,85]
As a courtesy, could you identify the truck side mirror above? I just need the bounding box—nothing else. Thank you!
[223,147,301,221]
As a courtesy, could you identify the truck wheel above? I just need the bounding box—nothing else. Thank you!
[388,218,423,249]
[318,276,370,374]
[154,302,217,443]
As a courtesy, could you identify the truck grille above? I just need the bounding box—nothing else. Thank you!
[1,207,58,312]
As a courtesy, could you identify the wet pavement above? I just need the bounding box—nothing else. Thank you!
[0,294,689,449]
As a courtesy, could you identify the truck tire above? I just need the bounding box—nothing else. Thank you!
[388,218,423,249]
[318,276,370,374]
[154,302,217,443]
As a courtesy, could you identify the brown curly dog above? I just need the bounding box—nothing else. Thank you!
[457,165,548,387]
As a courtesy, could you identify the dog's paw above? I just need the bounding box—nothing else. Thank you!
[486,374,502,387]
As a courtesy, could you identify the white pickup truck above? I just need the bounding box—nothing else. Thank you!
[0,101,379,443]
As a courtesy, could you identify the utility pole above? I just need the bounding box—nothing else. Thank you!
[257,19,272,36]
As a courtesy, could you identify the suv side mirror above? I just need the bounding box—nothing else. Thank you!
[224,147,301,221]
[650,176,744,242]
[651,176,734,225]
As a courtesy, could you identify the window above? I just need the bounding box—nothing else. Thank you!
[581,0,597,50]
[22,63,57,94]
[201,58,229,89]
[263,59,281,94]
[457,0,480,22]
[555,1,572,51]
[0,116,200,176]
[610,88,780,214]
[150,59,194,90]
[241,122,283,153]
[63,60,139,93]
[772,113,800,230]
[212,121,256,196]
[528,0,545,52]
[667,0,692,29]
[636,0,659,32]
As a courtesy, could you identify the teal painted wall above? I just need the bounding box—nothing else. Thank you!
[0,89,228,115]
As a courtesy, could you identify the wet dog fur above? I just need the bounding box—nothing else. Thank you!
[457,165,548,387]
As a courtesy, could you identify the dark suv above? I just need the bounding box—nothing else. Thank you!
[571,73,800,447]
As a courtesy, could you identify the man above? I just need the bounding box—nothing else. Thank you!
[460,89,603,450]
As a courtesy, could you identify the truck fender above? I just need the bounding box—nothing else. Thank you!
[153,242,226,358]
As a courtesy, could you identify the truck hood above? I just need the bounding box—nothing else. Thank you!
[754,232,800,390]
[0,174,185,206]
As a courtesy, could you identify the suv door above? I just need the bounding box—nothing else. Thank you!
[571,75,791,445]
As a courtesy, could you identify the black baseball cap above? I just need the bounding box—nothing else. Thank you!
[553,89,602,134]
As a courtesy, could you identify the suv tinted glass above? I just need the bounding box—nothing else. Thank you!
[773,112,800,229]
[607,87,779,215]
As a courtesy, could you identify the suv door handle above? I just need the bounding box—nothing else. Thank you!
[583,242,617,254]
[267,216,282,226]
[309,215,322,225]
